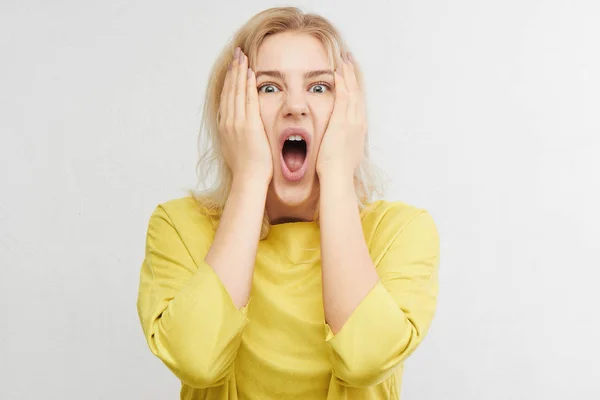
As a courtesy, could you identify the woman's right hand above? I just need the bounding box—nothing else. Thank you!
[218,47,273,184]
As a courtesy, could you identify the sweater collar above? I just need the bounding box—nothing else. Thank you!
[263,220,321,264]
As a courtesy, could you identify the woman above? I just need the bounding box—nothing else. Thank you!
[137,6,440,400]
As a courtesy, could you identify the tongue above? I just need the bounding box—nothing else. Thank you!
[283,147,305,172]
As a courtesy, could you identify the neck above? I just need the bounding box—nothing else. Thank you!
[265,185,320,225]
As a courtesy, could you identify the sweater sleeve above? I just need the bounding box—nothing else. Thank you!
[136,205,250,389]
[324,210,440,388]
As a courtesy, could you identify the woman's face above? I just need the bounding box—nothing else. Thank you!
[254,32,335,217]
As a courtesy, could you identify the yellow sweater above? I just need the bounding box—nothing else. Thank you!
[136,196,440,399]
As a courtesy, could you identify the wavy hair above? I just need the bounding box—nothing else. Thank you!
[189,6,387,239]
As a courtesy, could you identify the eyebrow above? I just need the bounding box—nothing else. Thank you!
[254,69,334,80]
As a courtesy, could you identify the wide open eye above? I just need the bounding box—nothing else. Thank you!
[258,84,280,93]
[309,83,330,94]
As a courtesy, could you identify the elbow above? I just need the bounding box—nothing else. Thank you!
[172,359,229,389]
[333,352,403,388]
[332,324,419,388]
[333,365,387,388]
[147,333,232,389]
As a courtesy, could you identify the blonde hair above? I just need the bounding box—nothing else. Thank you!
[189,6,387,239]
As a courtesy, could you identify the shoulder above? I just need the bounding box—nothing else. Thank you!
[143,196,218,264]
[155,195,211,221]
[362,199,435,232]
[148,195,217,241]
[361,199,439,249]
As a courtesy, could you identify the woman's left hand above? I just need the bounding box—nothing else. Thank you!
[316,52,367,180]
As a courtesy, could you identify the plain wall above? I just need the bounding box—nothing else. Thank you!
[1,0,599,398]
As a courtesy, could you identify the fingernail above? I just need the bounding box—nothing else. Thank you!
[347,52,354,63]
[239,52,245,65]
[247,68,252,79]
[342,52,348,63]
[234,47,240,60]
[228,62,232,71]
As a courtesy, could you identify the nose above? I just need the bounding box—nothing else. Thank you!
[281,89,309,119]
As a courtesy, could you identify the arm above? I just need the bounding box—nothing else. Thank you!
[319,175,440,387]
[206,177,269,309]
[319,173,380,333]
[136,179,268,388]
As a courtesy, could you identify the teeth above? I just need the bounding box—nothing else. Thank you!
[286,135,304,141]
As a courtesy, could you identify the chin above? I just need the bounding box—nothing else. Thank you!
[272,171,317,207]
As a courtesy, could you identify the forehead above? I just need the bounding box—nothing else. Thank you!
[255,32,330,72]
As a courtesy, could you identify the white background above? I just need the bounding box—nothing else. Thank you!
[1,0,599,399]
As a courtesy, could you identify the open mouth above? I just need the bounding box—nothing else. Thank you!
[282,135,307,172]
[280,134,308,182]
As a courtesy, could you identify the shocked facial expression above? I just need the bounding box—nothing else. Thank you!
[254,32,335,209]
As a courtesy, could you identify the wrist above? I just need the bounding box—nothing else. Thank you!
[232,169,271,188]
[232,173,270,194]
[317,166,354,187]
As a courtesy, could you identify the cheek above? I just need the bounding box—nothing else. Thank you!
[310,97,335,129]
[257,97,276,123]
[257,98,279,146]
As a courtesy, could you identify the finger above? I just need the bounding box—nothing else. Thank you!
[330,64,348,121]
[343,52,360,93]
[342,52,362,118]
[235,50,248,122]
[220,59,234,122]
[246,67,260,123]
[227,47,241,124]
